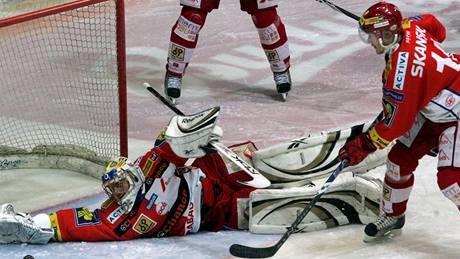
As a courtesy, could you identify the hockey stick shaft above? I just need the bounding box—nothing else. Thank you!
[315,0,360,21]
[229,159,348,258]
[145,83,185,116]
[144,83,270,188]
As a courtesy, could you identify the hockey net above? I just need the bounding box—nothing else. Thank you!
[0,0,127,178]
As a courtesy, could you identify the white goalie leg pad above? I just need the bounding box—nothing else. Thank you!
[348,144,392,174]
[253,119,391,187]
[248,173,382,234]
[166,107,222,158]
[0,204,53,244]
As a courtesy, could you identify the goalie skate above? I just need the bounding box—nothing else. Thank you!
[0,204,53,244]
[164,73,182,104]
[363,214,405,242]
[273,70,291,101]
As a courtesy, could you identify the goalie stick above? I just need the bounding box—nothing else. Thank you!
[229,159,348,258]
[144,83,270,188]
[314,0,360,21]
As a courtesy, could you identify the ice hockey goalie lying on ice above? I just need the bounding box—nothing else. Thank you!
[0,107,387,244]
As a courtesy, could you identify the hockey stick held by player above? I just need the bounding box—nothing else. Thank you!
[339,1,460,242]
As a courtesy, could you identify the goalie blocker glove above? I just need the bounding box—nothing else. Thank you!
[165,106,222,158]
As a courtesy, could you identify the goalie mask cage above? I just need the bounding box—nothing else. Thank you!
[0,0,127,178]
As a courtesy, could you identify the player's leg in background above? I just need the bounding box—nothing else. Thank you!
[437,167,460,212]
[436,122,460,212]
[164,0,218,102]
[240,0,291,99]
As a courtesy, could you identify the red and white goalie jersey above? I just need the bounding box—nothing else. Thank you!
[49,136,254,241]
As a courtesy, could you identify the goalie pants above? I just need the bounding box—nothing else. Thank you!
[382,114,460,216]
[166,1,290,77]
[197,152,255,231]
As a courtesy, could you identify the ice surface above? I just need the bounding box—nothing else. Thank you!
[1,0,460,258]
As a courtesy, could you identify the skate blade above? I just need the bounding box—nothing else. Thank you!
[168,96,176,104]
[280,93,288,101]
[363,228,402,243]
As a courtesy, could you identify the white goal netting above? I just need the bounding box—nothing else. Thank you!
[0,0,127,176]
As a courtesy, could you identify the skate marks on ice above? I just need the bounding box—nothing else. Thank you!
[0,168,101,213]
[3,158,460,259]
[125,0,460,145]
[126,12,371,102]
[125,3,383,143]
[275,156,460,259]
[3,1,460,258]
[2,213,279,259]
[125,0,460,102]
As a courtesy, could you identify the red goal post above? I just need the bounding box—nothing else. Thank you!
[0,0,127,177]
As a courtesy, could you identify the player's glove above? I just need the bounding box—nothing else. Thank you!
[165,107,222,158]
[338,132,377,166]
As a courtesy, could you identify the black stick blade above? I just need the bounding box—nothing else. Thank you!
[229,243,279,258]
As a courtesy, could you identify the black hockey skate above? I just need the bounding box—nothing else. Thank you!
[164,73,182,104]
[363,214,405,242]
[273,70,291,101]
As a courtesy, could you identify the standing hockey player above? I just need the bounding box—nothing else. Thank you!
[164,0,292,102]
[338,1,460,242]
[0,107,382,244]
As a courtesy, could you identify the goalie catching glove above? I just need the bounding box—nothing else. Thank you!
[165,106,223,158]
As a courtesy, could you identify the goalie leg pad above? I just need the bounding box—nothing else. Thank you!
[248,174,382,234]
[252,120,390,186]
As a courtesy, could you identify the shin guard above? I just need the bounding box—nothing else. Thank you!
[251,8,290,73]
[166,7,208,76]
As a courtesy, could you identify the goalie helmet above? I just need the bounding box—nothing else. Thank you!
[102,157,145,213]
[359,1,402,52]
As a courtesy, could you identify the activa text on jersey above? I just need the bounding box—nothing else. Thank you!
[411,25,427,78]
